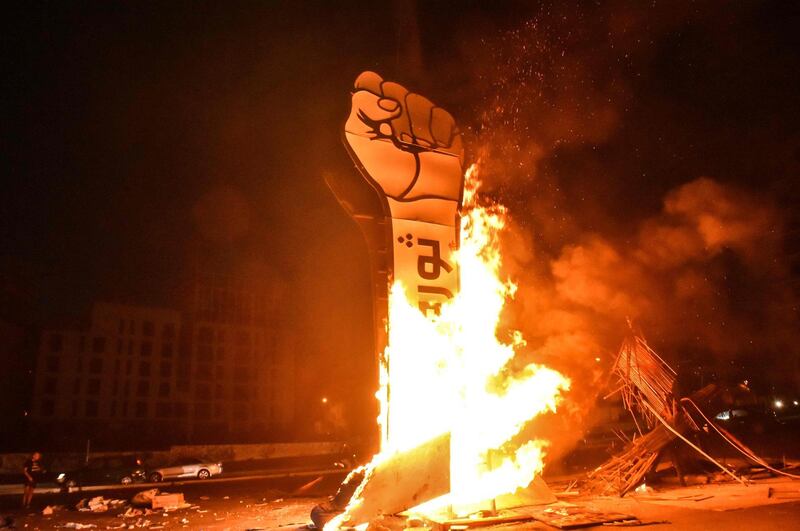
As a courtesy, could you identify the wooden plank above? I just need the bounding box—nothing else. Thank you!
[529,507,639,529]
[439,513,535,529]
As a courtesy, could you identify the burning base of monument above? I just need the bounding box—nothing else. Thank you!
[323,165,571,529]
[315,71,573,530]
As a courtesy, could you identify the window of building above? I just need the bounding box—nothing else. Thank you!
[122,401,128,416]
[158,382,170,397]
[114,359,120,374]
[195,383,211,400]
[92,336,106,354]
[195,364,212,380]
[215,384,225,399]
[136,381,149,397]
[216,346,225,360]
[140,341,152,356]
[198,326,213,343]
[163,323,175,340]
[85,400,98,417]
[76,358,83,371]
[161,343,173,358]
[45,356,60,372]
[135,402,147,418]
[73,378,81,394]
[89,358,103,374]
[159,362,171,378]
[110,401,117,416]
[129,320,135,335]
[113,380,118,395]
[128,341,134,355]
[215,365,224,379]
[234,366,253,382]
[44,378,57,394]
[79,335,86,353]
[87,379,101,395]
[236,331,250,346]
[194,402,210,419]
[214,402,223,418]
[124,380,130,395]
[49,333,63,352]
[126,360,132,375]
[117,338,123,354]
[41,400,54,416]
[177,380,189,392]
[197,344,213,362]
[175,402,188,418]
[156,402,171,418]
[118,319,125,334]
[142,321,154,336]
[138,361,150,377]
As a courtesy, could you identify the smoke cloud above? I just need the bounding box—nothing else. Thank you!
[447,3,800,462]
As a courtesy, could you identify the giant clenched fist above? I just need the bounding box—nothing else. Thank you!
[344,71,464,226]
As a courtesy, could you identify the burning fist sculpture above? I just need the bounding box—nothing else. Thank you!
[343,71,465,315]
[344,71,465,227]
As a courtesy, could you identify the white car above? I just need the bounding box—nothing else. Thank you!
[147,458,222,482]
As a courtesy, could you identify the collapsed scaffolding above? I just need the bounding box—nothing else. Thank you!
[586,331,800,497]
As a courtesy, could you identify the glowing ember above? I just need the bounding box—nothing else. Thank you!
[328,164,570,527]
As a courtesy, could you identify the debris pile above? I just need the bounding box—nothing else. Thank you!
[76,496,127,513]
[33,488,202,530]
[586,332,798,496]
[317,502,643,531]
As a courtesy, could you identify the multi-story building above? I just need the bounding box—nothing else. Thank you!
[31,287,296,446]
[31,303,183,446]
[182,269,295,442]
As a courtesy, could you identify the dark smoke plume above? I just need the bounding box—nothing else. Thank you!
[444,2,800,462]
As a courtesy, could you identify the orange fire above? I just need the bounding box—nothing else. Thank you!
[330,164,570,526]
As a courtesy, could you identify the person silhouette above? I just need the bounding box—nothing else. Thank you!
[22,451,44,509]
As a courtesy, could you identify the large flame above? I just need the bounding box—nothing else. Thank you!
[332,164,570,526]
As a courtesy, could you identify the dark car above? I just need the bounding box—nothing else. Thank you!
[56,456,146,489]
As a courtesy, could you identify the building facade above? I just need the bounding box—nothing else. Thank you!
[31,303,183,446]
[31,296,295,447]
[181,270,295,441]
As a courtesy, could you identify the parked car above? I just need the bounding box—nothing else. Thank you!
[714,405,782,434]
[56,457,146,488]
[147,458,222,482]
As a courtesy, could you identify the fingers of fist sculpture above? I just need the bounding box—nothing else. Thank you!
[344,71,464,208]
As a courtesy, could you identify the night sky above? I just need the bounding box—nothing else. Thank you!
[3,1,800,431]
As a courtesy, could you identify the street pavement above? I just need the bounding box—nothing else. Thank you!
[0,465,347,496]
[1,472,798,530]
